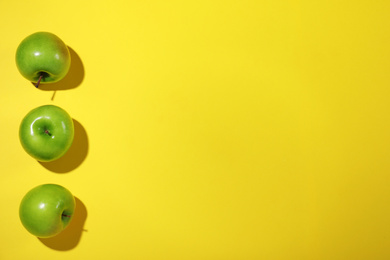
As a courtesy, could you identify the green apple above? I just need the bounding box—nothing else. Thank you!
[19,105,74,162]
[19,184,76,238]
[15,32,71,88]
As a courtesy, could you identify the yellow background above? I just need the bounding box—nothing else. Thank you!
[1,0,390,259]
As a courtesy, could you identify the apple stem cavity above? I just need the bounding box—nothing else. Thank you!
[35,74,43,88]
[44,130,51,136]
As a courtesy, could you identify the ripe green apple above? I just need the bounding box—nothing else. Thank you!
[19,184,76,238]
[19,105,74,162]
[15,32,71,87]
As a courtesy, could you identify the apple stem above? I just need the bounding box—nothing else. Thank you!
[44,130,51,136]
[35,74,43,88]
[62,214,71,218]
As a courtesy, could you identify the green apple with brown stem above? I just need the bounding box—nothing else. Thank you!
[15,32,71,88]
[19,105,74,162]
[19,184,76,238]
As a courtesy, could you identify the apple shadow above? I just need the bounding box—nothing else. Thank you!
[37,46,84,91]
[39,197,87,251]
[39,119,88,173]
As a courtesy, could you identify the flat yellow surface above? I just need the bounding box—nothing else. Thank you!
[1,1,390,259]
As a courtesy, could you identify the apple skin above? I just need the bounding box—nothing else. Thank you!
[19,105,74,162]
[15,32,71,85]
[19,184,76,238]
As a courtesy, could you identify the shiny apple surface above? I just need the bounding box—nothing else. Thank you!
[15,31,71,84]
[19,184,75,238]
[19,105,74,162]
